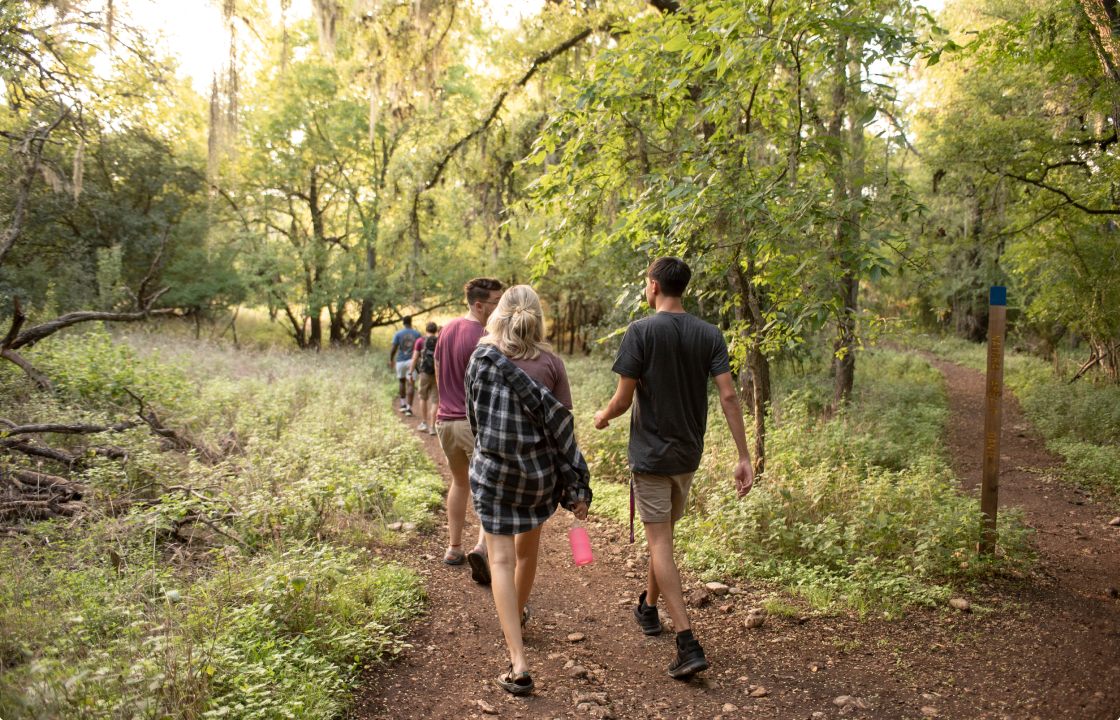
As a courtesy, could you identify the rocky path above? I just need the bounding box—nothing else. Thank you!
[349,360,1120,720]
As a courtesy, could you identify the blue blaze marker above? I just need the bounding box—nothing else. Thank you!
[990,286,1006,307]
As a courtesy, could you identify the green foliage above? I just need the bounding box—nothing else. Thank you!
[13,325,192,408]
[568,350,1032,609]
[0,331,439,718]
[198,547,424,720]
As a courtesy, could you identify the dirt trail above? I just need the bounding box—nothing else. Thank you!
[350,361,1120,720]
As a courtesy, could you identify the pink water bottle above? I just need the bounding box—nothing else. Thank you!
[569,519,594,566]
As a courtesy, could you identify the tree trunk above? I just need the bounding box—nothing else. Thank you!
[309,311,322,351]
[730,258,770,476]
[328,303,344,346]
[1094,337,1120,383]
[359,233,377,348]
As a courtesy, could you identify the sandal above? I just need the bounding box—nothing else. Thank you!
[496,665,534,695]
[467,544,491,584]
[443,544,466,565]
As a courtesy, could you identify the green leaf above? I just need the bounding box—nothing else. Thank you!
[663,33,690,52]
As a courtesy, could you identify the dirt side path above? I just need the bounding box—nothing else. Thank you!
[350,376,1120,720]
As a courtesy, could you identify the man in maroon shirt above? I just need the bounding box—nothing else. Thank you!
[436,277,504,582]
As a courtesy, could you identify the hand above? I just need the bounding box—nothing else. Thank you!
[593,411,609,430]
[734,458,754,498]
[571,501,589,521]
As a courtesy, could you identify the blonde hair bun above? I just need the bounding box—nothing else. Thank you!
[479,285,554,360]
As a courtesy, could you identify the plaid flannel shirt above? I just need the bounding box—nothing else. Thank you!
[465,344,593,535]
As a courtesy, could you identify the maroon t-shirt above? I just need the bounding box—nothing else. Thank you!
[511,352,572,409]
[435,316,486,421]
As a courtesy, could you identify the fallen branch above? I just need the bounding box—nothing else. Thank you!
[1069,350,1100,384]
[0,232,177,390]
[125,389,223,465]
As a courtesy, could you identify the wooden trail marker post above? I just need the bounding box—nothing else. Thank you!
[980,286,1007,556]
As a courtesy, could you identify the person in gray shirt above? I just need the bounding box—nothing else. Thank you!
[594,256,754,678]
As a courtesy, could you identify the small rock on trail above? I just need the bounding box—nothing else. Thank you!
[949,598,971,611]
[567,632,586,642]
[921,707,940,717]
[833,696,869,709]
[704,581,730,596]
[1109,516,1120,526]
[687,587,712,607]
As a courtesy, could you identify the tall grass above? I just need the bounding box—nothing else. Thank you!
[567,349,1031,612]
[0,327,438,719]
[912,336,1120,493]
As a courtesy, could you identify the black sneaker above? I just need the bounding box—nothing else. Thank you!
[633,590,662,636]
[668,633,709,678]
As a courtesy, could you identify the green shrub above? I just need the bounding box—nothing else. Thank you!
[16,324,193,408]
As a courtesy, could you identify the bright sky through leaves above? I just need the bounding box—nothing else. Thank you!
[124,0,544,94]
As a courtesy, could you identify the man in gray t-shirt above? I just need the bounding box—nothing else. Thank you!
[594,257,754,679]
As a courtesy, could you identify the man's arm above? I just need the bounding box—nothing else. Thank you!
[714,372,754,497]
[593,376,639,429]
[389,342,398,369]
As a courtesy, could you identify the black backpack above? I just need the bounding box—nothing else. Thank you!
[419,336,437,375]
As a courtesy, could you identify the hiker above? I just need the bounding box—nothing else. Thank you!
[465,285,592,695]
[435,277,504,582]
[593,256,754,679]
[390,316,422,415]
[410,322,439,436]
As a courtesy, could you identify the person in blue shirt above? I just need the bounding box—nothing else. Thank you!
[390,316,423,415]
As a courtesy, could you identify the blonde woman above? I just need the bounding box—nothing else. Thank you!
[464,285,592,695]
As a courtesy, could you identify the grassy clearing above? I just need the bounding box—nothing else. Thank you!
[0,326,440,719]
[910,336,1120,496]
[567,349,1032,614]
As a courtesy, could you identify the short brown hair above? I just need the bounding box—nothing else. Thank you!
[647,257,691,297]
[425,321,438,333]
[465,277,503,306]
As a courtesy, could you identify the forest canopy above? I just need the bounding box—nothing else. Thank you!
[2,0,1118,414]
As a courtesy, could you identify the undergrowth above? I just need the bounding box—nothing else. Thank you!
[912,335,1120,496]
[568,349,1033,614]
[0,326,438,719]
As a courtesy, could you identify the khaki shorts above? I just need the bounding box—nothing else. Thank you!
[633,471,695,524]
[436,419,474,470]
[417,372,438,403]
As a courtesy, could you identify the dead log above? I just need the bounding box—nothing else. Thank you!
[2,470,90,501]
[0,420,135,435]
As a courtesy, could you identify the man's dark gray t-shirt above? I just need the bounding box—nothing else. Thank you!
[611,312,731,476]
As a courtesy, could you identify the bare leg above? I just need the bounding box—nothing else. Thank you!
[415,395,426,422]
[398,377,407,403]
[447,464,470,551]
[514,524,544,614]
[406,377,415,408]
[485,532,529,674]
[644,520,690,632]
[428,399,438,429]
